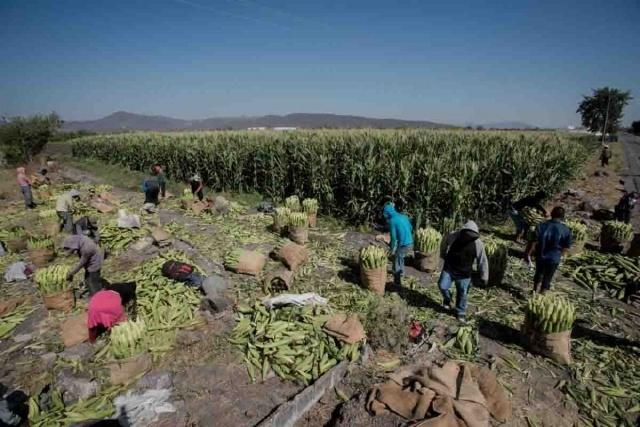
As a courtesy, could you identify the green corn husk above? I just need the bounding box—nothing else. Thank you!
[565,219,588,243]
[288,212,308,228]
[224,249,243,269]
[229,302,360,384]
[273,207,291,229]
[285,196,301,212]
[601,221,633,243]
[34,265,72,295]
[302,198,318,214]
[27,237,55,250]
[360,244,388,269]
[521,207,545,228]
[109,319,147,360]
[415,227,442,253]
[0,226,26,241]
[525,292,576,334]
[484,235,508,284]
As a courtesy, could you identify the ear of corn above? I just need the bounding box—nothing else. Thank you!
[100,222,148,252]
[273,207,291,228]
[288,212,308,228]
[34,265,71,295]
[601,221,633,242]
[563,251,640,300]
[483,235,508,281]
[360,245,388,269]
[521,207,545,228]
[224,249,243,270]
[285,195,301,212]
[565,219,588,243]
[230,302,359,384]
[109,319,147,360]
[38,209,58,219]
[302,198,318,214]
[415,227,441,253]
[525,293,576,333]
[27,236,55,250]
[455,325,477,355]
[0,226,25,241]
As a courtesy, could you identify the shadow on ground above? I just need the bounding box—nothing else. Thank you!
[477,318,522,346]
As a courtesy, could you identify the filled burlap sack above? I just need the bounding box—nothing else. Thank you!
[600,233,629,254]
[28,248,55,268]
[361,267,387,295]
[278,241,308,271]
[90,200,116,213]
[521,319,571,365]
[289,227,308,245]
[42,221,60,237]
[414,251,439,272]
[0,298,21,317]
[323,313,365,344]
[307,212,317,228]
[262,269,294,292]
[6,239,26,253]
[235,250,266,276]
[60,313,89,347]
[42,289,74,312]
[107,353,152,385]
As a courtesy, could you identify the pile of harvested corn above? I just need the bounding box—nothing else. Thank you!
[100,223,148,252]
[229,302,359,384]
[34,265,72,295]
[563,251,640,299]
[525,292,576,333]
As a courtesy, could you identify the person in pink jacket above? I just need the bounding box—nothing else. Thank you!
[16,167,35,209]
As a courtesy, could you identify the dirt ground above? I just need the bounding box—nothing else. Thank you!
[0,142,639,427]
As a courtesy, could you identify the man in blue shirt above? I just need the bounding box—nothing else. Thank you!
[527,206,572,293]
[383,203,413,287]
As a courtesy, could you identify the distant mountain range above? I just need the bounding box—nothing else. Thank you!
[479,121,537,130]
[62,111,452,131]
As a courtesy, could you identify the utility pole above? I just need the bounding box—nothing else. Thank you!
[602,92,611,145]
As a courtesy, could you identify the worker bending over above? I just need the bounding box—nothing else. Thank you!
[439,220,488,322]
[63,234,105,296]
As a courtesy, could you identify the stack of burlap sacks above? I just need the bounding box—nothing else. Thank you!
[368,361,511,427]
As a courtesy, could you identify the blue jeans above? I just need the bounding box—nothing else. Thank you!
[438,270,471,316]
[509,209,525,236]
[393,245,411,285]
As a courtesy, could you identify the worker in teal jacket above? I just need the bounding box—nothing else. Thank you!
[383,203,414,286]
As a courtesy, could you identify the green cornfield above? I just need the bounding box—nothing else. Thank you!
[71,130,590,225]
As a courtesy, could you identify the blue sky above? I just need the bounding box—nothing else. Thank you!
[1,0,639,127]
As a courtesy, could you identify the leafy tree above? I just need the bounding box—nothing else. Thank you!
[0,113,61,164]
[576,87,632,135]
[632,120,640,135]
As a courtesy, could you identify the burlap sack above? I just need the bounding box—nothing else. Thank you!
[626,234,640,257]
[289,227,308,245]
[415,251,439,272]
[191,200,211,215]
[361,267,387,295]
[107,353,152,385]
[60,313,89,347]
[42,221,60,237]
[278,242,308,271]
[151,227,171,247]
[0,298,20,317]
[99,191,118,204]
[235,250,266,276]
[42,289,74,312]
[6,239,26,253]
[29,248,55,268]
[521,320,571,365]
[600,233,629,254]
[90,200,116,213]
[263,269,294,292]
[307,212,317,228]
[323,313,366,344]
